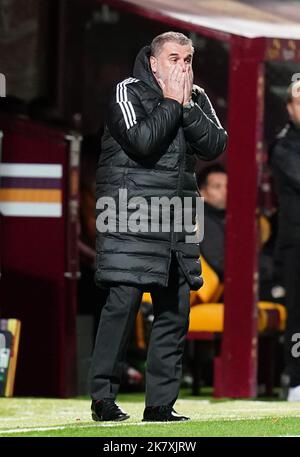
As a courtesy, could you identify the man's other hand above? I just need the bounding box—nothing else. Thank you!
[183,66,194,106]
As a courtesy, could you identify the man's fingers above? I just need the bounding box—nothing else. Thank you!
[186,69,193,94]
[169,64,176,78]
[184,75,190,99]
[169,64,179,81]
[163,64,185,103]
[189,68,194,85]
[171,65,180,82]
[179,71,185,86]
[184,72,190,88]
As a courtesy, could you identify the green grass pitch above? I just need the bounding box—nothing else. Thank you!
[1,391,300,437]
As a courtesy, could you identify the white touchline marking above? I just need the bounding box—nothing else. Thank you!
[0,426,69,434]
[0,422,160,434]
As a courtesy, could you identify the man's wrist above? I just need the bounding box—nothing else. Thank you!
[164,96,182,106]
[183,99,195,109]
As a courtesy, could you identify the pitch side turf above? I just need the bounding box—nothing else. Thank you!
[1,394,300,437]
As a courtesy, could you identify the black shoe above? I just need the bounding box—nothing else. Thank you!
[91,399,130,422]
[142,405,190,422]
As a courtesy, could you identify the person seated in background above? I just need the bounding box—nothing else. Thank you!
[197,164,227,281]
[185,164,285,393]
[197,164,282,302]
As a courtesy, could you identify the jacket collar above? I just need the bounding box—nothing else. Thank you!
[204,202,226,221]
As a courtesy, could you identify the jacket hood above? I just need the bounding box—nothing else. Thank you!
[133,45,162,96]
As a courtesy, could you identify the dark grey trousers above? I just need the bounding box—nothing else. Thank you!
[88,252,190,406]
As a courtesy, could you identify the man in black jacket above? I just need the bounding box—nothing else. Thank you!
[89,32,227,421]
[270,80,300,401]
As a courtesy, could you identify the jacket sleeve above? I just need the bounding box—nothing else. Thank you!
[182,87,228,160]
[270,141,300,192]
[106,81,182,159]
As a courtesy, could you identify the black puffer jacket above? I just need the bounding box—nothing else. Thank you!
[270,121,300,248]
[95,45,227,290]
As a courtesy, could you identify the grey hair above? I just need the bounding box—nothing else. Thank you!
[150,31,194,57]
